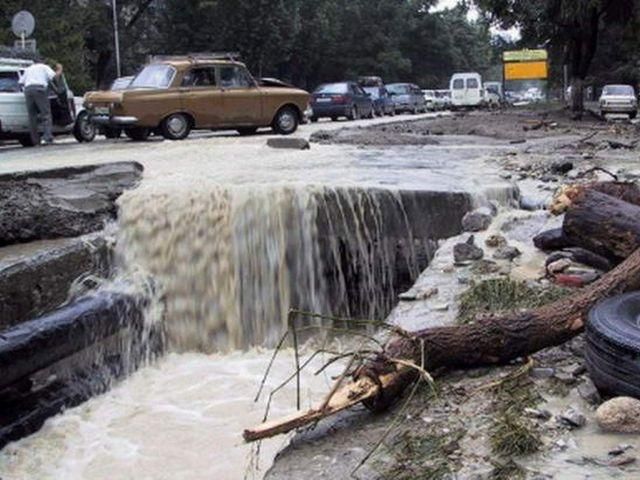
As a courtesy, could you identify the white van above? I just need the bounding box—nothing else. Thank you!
[450,72,484,108]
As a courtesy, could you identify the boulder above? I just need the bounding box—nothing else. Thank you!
[0,162,143,246]
[485,234,507,248]
[551,160,574,175]
[454,236,484,263]
[267,137,311,150]
[493,245,522,261]
[597,397,640,433]
[461,209,493,232]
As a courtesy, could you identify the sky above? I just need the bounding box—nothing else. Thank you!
[433,0,522,41]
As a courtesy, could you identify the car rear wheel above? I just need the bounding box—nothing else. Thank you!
[73,111,96,143]
[104,127,122,139]
[272,106,299,135]
[237,127,258,136]
[126,127,151,142]
[161,113,191,140]
[18,135,37,147]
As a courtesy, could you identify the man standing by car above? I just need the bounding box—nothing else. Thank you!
[19,61,63,145]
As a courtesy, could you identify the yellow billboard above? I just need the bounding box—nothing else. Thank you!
[504,61,549,80]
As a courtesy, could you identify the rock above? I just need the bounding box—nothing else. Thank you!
[609,444,634,457]
[0,163,143,246]
[608,455,636,467]
[454,236,484,263]
[558,407,587,428]
[551,160,574,175]
[485,235,507,248]
[524,407,552,420]
[547,259,572,275]
[577,378,601,405]
[462,209,493,232]
[519,196,545,211]
[471,259,500,275]
[554,371,577,385]
[431,303,450,312]
[266,137,311,150]
[530,367,555,379]
[533,228,572,251]
[399,286,439,301]
[560,363,586,377]
[493,246,521,261]
[597,397,640,433]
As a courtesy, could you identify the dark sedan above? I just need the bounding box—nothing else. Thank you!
[387,83,427,114]
[362,86,395,116]
[310,82,374,121]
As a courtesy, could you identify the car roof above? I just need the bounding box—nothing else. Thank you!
[151,59,246,71]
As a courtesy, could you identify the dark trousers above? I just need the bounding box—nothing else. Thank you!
[24,85,53,144]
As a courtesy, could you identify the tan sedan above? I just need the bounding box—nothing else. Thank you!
[84,56,311,141]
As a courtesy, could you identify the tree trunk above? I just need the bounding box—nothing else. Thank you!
[563,189,640,261]
[244,246,640,442]
[570,77,585,118]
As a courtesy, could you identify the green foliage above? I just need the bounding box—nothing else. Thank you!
[0,0,500,92]
[457,278,569,325]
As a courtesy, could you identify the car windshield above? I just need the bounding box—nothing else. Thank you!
[603,85,634,96]
[452,79,464,90]
[0,71,20,92]
[363,87,380,99]
[130,65,175,89]
[315,83,348,94]
[387,84,409,95]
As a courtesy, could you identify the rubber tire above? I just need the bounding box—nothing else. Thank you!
[630,111,638,120]
[237,127,258,136]
[310,117,318,123]
[586,292,640,398]
[18,135,37,147]
[272,106,299,135]
[160,113,191,140]
[331,117,338,122]
[73,111,96,143]
[125,127,151,142]
[104,127,122,139]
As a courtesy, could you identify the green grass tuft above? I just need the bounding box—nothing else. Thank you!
[458,278,568,324]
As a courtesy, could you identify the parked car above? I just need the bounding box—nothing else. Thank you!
[0,57,95,146]
[422,89,437,111]
[387,83,426,114]
[358,76,394,117]
[435,89,452,109]
[484,81,504,107]
[599,84,637,118]
[111,76,134,91]
[450,72,484,108]
[310,82,374,121]
[84,54,311,140]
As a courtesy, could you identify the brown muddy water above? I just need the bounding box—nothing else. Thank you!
[0,141,517,479]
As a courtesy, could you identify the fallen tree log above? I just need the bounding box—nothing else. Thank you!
[563,189,640,261]
[551,181,640,215]
[244,246,640,442]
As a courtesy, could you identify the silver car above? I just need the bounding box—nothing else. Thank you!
[599,84,637,118]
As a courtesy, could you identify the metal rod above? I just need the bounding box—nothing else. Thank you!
[112,0,121,77]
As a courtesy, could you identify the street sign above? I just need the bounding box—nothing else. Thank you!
[11,11,35,38]
[503,50,548,63]
[504,61,549,81]
[14,39,37,53]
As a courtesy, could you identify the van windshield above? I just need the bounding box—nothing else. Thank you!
[130,65,176,89]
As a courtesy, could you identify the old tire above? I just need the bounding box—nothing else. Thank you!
[586,292,640,398]
[161,113,191,140]
[125,127,151,142]
[73,111,96,143]
[272,106,299,135]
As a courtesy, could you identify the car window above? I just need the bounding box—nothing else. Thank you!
[315,83,348,94]
[363,87,380,99]
[219,66,253,89]
[130,64,176,89]
[182,67,217,87]
[0,72,20,93]
[387,84,409,95]
[466,78,479,89]
[452,79,464,90]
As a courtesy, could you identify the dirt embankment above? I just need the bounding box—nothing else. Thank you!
[311,108,640,146]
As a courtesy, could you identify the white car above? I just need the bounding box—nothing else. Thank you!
[599,84,638,119]
[0,58,95,147]
[422,89,437,111]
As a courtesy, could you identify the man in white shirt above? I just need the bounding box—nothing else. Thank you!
[19,62,63,145]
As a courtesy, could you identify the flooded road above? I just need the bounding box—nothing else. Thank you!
[0,114,520,479]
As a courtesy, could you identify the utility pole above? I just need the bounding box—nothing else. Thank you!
[112,0,121,77]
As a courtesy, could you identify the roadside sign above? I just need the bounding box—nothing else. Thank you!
[11,11,35,38]
[503,50,548,63]
[505,61,548,81]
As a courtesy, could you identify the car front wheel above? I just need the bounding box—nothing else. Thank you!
[161,113,191,140]
[73,111,96,143]
[272,106,299,135]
